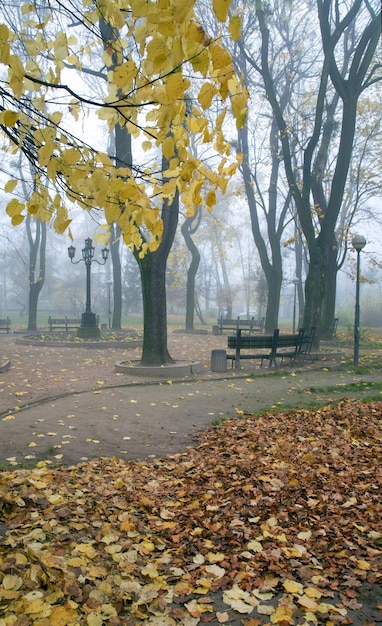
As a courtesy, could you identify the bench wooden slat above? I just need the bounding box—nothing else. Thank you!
[216,316,265,334]
[227,327,314,370]
[227,328,279,369]
[48,316,81,331]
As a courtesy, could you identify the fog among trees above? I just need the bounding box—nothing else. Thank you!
[0,0,381,361]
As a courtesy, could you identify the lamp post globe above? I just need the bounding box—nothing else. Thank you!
[351,234,366,367]
[68,239,109,338]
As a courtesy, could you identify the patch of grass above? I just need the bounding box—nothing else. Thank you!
[212,416,228,426]
[307,380,382,394]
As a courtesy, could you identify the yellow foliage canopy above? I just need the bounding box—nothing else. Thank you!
[0,0,247,251]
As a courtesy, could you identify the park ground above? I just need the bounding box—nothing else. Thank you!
[0,329,381,625]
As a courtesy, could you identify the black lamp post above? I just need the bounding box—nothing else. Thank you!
[352,234,366,367]
[68,238,109,338]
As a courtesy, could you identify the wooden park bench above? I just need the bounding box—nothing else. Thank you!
[0,317,11,333]
[213,316,265,335]
[48,316,81,332]
[226,328,311,370]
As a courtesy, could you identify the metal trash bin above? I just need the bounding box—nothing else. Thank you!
[211,349,227,372]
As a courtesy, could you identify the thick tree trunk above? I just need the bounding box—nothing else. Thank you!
[138,248,173,365]
[181,214,201,332]
[302,242,327,338]
[135,183,179,365]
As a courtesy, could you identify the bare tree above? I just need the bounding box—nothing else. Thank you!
[245,0,381,340]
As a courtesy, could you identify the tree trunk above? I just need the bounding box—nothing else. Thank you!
[110,223,122,329]
[27,217,46,331]
[135,184,179,365]
[181,212,201,331]
[238,121,286,334]
[253,1,381,347]
[138,249,173,365]
[100,19,130,331]
[321,242,338,338]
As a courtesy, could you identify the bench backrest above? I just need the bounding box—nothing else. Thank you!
[48,317,80,324]
[276,331,304,349]
[228,328,278,349]
[220,316,264,328]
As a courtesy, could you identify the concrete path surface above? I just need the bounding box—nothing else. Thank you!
[1,364,381,467]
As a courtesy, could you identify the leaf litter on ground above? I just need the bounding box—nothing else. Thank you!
[0,398,381,625]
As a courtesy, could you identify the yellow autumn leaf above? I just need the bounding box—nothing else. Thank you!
[210,41,233,72]
[62,147,82,165]
[213,0,231,22]
[207,551,225,563]
[48,494,63,505]
[302,452,315,463]
[174,581,194,595]
[54,31,68,61]
[304,586,323,599]
[6,198,25,225]
[141,563,159,578]
[0,23,11,64]
[356,559,371,570]
[298,595,318,611]
[297,530,312,540]
[0,110,19,126]
[193,553,205,564]
[76,544,98,558]
[141,539,155,552]
[4,179,17,193]
[216,612,230,623]
[165,71,188,103]
[247,540,263,553]
[2,574,23,590]
[222,585,257,614]
[86,613,103,626]
[24,598,51,615]
[49,605,79,625]
[112,60,137,90]
[283,578,303,594]
[229,15,241,40]
[162,136,175,160]
[67,556,87,567]
[198,82,218,109]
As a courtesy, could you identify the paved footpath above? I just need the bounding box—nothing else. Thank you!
[1,363,381,467]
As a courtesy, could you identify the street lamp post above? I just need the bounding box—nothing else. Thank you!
[107,280,113,329]
[352,234,366,367]
[68,238,109,338]
[292,277,300,334]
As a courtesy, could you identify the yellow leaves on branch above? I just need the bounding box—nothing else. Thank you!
[0,0,247,249]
